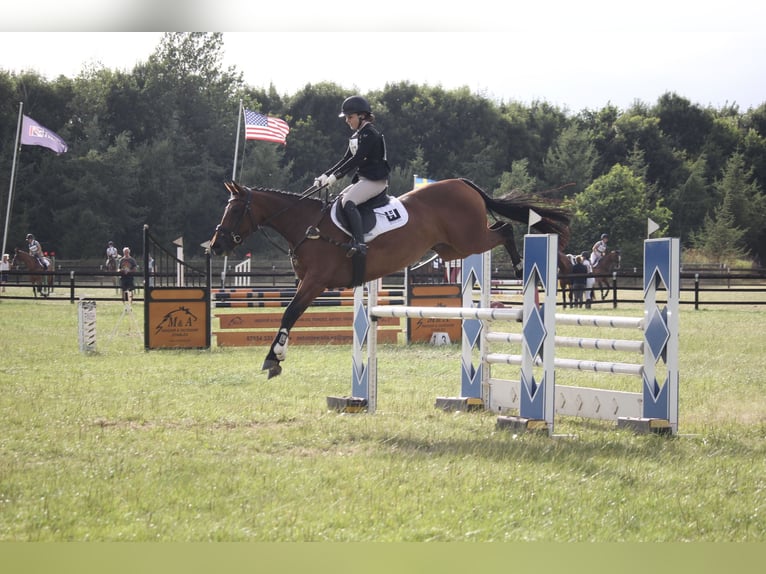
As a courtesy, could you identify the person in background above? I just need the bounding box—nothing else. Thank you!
[581,250,595,308]
[591,233,609,266]
[571,255,588,308]
[119,246,138,305]
[105,240,119,270]
[26,234,47,269]
[314,95,390,258]
[0,253,9,292]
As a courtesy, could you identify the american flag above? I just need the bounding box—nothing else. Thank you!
[243,109,290,145]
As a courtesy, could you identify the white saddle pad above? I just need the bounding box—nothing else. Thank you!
[330,196,409,242]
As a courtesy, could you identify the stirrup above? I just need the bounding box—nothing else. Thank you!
[346,241,367,258]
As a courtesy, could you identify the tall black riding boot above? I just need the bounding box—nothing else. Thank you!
[342,201,367,258]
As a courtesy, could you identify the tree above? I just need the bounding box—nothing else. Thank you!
[691,188,747,266]
[568,164,671,267]
[713,152,766,262]
[542,123,597,199]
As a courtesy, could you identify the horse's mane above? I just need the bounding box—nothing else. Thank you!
[232,182,324,207]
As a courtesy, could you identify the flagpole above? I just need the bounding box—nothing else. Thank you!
[2,102,24,258]
[231,98,243,181]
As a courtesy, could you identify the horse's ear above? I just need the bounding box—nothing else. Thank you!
[224,181,236,194]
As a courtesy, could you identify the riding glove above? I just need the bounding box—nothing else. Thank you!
[314,173,337,188]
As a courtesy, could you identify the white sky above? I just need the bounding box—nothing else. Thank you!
[2,1,765,113]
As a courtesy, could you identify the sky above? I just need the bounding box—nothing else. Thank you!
[1,1,765,113]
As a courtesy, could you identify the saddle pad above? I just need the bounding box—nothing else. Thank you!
[331,197,409,243]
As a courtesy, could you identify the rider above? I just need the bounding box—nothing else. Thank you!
[591,233,609,266]
[26,234,47,269]
[105,240,119,268]
[314,95,390,257]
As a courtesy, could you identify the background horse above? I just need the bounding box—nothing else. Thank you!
[12,248,53,298]
[210,178,571,378]
[557,251,579,308]
[592,249,621,300]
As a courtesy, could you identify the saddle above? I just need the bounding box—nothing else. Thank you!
[330,192,408,240]
[329,190,409,288]
[331,190,391,234]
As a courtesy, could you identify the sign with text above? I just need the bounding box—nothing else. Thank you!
[145,288,210,349]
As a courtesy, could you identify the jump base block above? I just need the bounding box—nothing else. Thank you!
[434,397,484,412]
[326,396,368,413]
[617,417,672,435]
[496,415,548,433]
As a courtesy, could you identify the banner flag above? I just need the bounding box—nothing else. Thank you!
[20,115,68,154]
[647,218,660,237]
[413,176,436,189]
[528,209,542,228]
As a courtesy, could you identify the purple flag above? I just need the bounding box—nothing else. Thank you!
[20,115,68,154]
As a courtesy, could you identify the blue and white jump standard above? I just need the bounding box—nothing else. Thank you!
[329,234,680,436]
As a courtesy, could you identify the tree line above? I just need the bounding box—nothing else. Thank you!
[1,32,764,270]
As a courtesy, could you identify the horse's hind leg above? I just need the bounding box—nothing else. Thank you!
[491,222,523,278]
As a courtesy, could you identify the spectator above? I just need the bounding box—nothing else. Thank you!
[581,251,595,308]
[119,247,138,304]
[571,255,588,308]
[0,253,9,292]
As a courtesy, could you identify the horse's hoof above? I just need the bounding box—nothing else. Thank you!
[262,359,282,379]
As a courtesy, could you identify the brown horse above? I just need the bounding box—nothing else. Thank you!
[592,249,621,300]
[12,248,53,298]
[210,178,571,378]
[557,251,577,308]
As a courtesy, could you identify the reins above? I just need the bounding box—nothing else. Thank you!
[220,184,343,258]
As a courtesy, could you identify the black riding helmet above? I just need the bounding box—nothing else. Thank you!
[339,95,371,117]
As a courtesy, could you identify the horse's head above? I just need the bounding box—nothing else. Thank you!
[210,182,258,256]
[11,248,24,269]
[612,249,621,270]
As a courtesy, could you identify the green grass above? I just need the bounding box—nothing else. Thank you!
[0,296,765,541]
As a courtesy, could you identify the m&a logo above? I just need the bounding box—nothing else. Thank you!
[154,306,199,335]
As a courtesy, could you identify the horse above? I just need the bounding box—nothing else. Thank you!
[105,254,118,272]
[210,178,571,378]
[557,251,577,308]
[11,248,53,298]
[591,249,621,300]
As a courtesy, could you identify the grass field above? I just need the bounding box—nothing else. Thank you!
[0,293,765,542]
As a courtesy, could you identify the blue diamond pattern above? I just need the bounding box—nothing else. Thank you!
[463,318,482,349]
[645,307,670,362]
[523,235,549,290]
[644,239,672,294]
[353,301,369,344]
[523,304,546,359]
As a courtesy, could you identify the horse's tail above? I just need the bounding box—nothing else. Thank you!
[460,178,572,248]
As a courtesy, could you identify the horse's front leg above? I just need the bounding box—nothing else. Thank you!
[262,281,325,379]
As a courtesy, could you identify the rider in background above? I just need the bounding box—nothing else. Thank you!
[105,240,119,269]
[314,95,390,257]
[591,233,609,266]
[26,234,47,269]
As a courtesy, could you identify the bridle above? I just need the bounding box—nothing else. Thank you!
[214,188,256,249]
